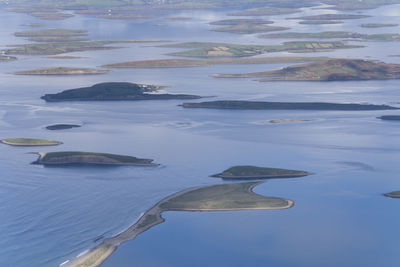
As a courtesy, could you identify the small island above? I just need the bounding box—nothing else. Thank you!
[46,124,81,130]
[209,19,273,25]
[299,20,343,25]
[0,55,17,62]
[361,23,398,28]
[260,31,400,41]
[212,24,290,34]
[67,181,293,267]
[211,166,310,179]
[289,14,371,20]
[213,59,400,81]
[377,115,400,121]
[41,82,201,102]
[1,138,62,146]
[383,191,400,198]
[180,101,398,111]
[228,7,300,16]
[13,67,110,75]
[14,29,88,37]
[32,151,158,166]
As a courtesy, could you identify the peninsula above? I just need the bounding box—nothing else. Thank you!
[1,138,62,146]
[180,101,398,111]
[384,191,400,198]
[32,152,157,166]
[13,67,110,75]
[211,166,310,179]
[102,57,329,69]
[213,59,400,81]
[67,182,293,267]
[41,82,201,102]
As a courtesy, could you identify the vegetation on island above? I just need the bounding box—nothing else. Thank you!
[212,24,290,34]
[260,31,400,41]
[211,166,310,179]
[41,82,201,102]
[288,14,371,20]
[181,101,398,111]
[162,41,361,58]
[67,182,293,267]
[209,19,273,25]
[213,59,400,81]
[15,29,88,37]
[102,56,329,68]
[33,151,157,166]
[361,23,399,28]
[384,191,400,198]
[13,67,110,75]
[228,7,300,16]
[1,138,62,146]
[378,115,400,121]
[46,124,82,130]
[299,20,343,25]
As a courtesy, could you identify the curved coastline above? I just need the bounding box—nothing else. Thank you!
[65,182,293,267]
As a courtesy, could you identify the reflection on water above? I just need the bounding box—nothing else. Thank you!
[1,3,400,267]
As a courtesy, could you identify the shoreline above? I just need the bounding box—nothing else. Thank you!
[1,140,62,146]
[65,182,293,267]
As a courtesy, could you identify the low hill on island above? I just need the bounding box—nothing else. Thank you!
[211,166,310,179]
[32,151,158,166]
[41,82,201,102]
[213,59,400,81]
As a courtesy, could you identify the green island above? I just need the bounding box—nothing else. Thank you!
[0,55,17,62]
[212,24,290,34]
[299,20,343,25]
[102,57,329,68]
[378,115,400,121]
[361,23,399,28]
[29,11,74,20]
[288,14,371,20]
[32,151,158,166]
[213,59,400,81]
[46,124,82,130]
[260,31,400,41]
[1,138,62,146]
[13,67,110,75]
[384,191,400,198]
[211,166,310,179]
[15,29,88,37]
[41,82,201,102]
[67,181,293,267]
[180,100,398,111]
[228,7,300,16]
[209,19,273,25]
[162,41,361,58]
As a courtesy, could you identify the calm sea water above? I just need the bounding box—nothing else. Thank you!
[0,3,400,267]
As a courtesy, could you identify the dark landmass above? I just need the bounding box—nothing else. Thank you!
[228,7,300,16]
[102,57,329,68]
[27,36,90,42]
[1,138,62,146]
[30,11,74,20]
[21,23,46,27]
[260,31,400,41]
[209,19,273,25]
[299,20,343,25]
[361,23,399,28]
[163,41,361,58]
[211,165,310,179]
[289,14,371,20]
[68,181,293,267]
[47,56,85,59]
[98,14,154,20]
[0,55,17,62]
[33,151,157,166]
[213,59,400,81]
[46,124,82,130]
[378,115,400,121]
[168,17,192,21]
[212,24,290,34]
[384,191,400,198]
[13,67,110,75]
[181,100,398,111]
[41,82,201,102]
